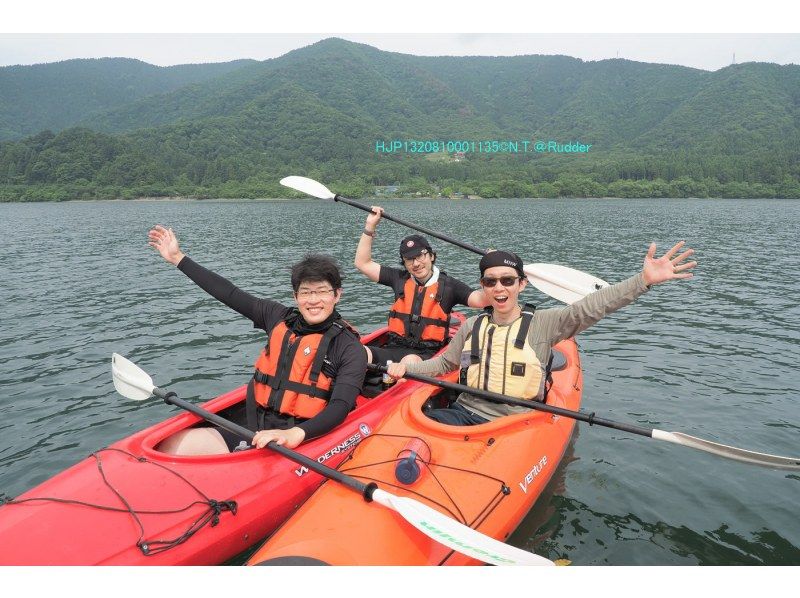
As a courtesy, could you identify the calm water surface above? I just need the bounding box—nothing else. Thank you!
[1,197,798,565]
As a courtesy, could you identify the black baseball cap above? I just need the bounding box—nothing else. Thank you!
[399,235,433,259]
[479,250,525,277]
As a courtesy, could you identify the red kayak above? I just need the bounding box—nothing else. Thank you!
[0,314,464,565]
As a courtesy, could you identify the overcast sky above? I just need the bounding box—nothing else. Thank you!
[1,33,799,72]
[3,2,798,71]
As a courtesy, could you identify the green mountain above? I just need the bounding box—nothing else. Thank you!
[639,63,800,154]
[0,57,255,140]
[85,39,502,138]
[1,38,798,201]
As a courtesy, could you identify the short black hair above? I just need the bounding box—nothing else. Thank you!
[291,253,343,292]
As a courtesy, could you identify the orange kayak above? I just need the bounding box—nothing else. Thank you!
[247,337,582,566]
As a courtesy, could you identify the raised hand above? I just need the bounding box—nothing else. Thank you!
[642,241,697,287]
[148,225,185,266]
[365,206,384,232]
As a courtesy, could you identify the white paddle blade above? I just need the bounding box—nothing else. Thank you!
[111,353,155,401]
[280,176,335,200]
[371,489,553,566]
[652,430,800,470]
[523,263,609,305]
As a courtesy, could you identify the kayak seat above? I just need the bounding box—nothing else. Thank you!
[254,556,330,565]
[422,387,456,411]
[361,373,385,399]
[550,349,567,372]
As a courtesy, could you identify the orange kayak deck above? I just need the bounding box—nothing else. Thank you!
[248,337,582,566]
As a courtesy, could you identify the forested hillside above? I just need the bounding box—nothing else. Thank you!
[1,38,798,201]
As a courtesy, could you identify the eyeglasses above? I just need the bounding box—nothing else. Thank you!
[479,276,520,288]
[402,250,430,265]
[295,288,337,300]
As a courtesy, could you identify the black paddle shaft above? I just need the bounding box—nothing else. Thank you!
[334,195,487,257]
[153,387,374,498]
[368,365,654,439]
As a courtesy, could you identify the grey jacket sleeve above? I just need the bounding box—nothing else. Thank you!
[537,272,650,345]
[404,315,477,377]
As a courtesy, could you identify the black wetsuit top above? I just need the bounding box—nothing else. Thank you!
[178,257,367,439]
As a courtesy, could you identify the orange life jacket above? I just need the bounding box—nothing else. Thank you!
[387,274,449,344]
[250,320,345,420]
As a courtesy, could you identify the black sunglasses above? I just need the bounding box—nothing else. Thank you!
[479,276,521,288]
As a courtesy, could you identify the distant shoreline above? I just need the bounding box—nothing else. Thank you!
[124,196,294,202]
[0,196,299,204]
[2,196,795,204]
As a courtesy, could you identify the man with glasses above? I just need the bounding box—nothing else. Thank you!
[147,225,367,453]
[355,207,488,367]
[387,243,696,425]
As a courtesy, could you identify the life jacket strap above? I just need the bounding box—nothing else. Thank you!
[543,351,555,402]
[247,381,299,431]
[388,311,448,327]
[308,321,344,384]
[385,332,445,351]
[514,304,536,349]
[253,370,334,400]
[265,331,297,412]
[482,326,495,390]
[470,312,490,364]
[460,312,490,385]
[245,379,258,431]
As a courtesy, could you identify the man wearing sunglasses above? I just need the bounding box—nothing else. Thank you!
[387,242,696,425]
[147,225,367,453]
[355,207,488,367]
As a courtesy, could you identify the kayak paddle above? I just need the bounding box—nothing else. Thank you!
[280,175,608,304]
[368,364,800,471]
[111,353,554,566]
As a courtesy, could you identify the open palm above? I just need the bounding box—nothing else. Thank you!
[148,225,184,266]
[642,241,697,286]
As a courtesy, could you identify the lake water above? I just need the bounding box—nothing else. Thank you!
[1,197,798,565]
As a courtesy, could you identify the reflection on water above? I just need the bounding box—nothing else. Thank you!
[507,424,579,559]
[543,495,800,566]
[512,422,800,565]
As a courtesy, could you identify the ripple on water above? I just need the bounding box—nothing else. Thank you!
[1,197,798,564]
